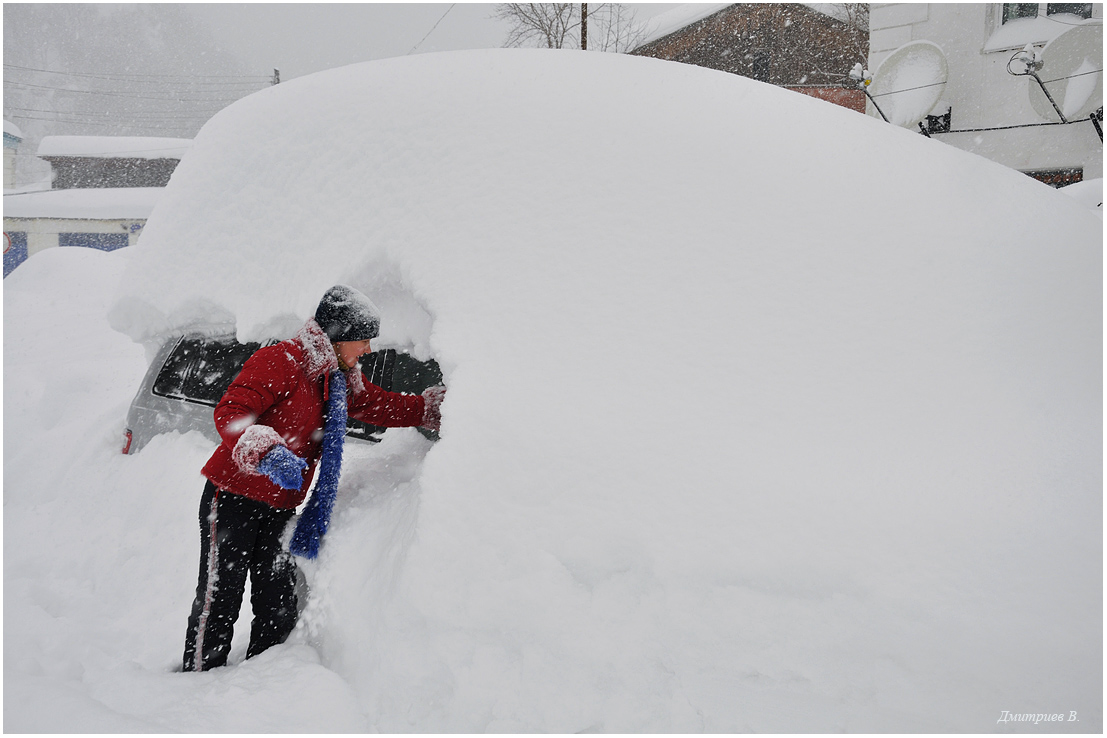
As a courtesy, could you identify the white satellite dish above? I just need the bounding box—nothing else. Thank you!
[867,41,949,128]
[1028,21,1103,122]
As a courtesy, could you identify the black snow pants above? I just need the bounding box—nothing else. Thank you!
[182,481,300,672]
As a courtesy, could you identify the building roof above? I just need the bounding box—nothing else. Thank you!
[4,120,23,140]
[36,136,192,160]
[3,187,164,220]
[636,3,844,48]
[637,4,732,47]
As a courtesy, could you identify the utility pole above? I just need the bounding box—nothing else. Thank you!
[581,3,588,50]
[272,68,280,85]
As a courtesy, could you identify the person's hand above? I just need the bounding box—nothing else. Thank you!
[257,445,307,489]
[421,385,446,432]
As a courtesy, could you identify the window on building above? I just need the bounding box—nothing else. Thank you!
[752,52,771,82]
[1004,3,1094,22]
[1003,3,1040,22]
[1046,4,1093,18]
[4,231,28,278]
[1023,167,1083,187]
[58,232,129,251]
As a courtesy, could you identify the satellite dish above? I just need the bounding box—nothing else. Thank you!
[867,41,949,128]
[1028,21,1103,122]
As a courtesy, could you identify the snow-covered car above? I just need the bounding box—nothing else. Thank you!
[6,47,1100,733]
[122,329,441,454]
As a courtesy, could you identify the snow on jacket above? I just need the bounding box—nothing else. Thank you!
[201,318,426,509]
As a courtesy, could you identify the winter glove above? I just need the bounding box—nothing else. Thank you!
[421,385,446,432]
[257,445,307,490]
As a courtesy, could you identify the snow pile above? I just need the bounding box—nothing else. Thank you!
[983,13,1098,53]
[635,3,731,46]
[6,49,1102,732]
[3,187,165,220]
[35,135,192,160]
[1061,177,1103,213]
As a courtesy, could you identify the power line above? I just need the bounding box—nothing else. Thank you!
[870,68,1102,99]
[1040,68,1104,85]
[6,105,226,120]
[6,113,197,133]
[4,79,253,103]
[8,112,205,125]
[408,4,456,54]
[3,62,270,81]
[934,115,1099,134]
[869,81,947,98]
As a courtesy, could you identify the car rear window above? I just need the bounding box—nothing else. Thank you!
[153,336,262,407]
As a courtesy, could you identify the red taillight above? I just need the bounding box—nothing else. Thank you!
[122,429,133,454]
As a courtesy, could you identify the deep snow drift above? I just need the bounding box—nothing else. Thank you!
[5,49,1102,732]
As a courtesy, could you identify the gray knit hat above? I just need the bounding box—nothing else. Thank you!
[314,285,381,342]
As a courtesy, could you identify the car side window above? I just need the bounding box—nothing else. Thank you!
[361,348,396,390]
[348,349,443,441]
[360,349,443,394]
[391,352,443,395]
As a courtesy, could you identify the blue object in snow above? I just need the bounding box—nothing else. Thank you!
[258,444,308,490]
[289,369,347,559]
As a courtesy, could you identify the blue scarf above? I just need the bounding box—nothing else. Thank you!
[289,369,347,559]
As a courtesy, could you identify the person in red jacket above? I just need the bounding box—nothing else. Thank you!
[182,285,445,672]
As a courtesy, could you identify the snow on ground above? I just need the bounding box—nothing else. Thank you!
[1061,177,1103,214]
[5,49,1102,732]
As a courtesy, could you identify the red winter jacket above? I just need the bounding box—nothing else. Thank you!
[201,319,426,509]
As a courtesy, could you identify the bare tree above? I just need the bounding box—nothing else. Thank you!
[590,3,646,53]
[826,3,870,64]
[494,3,645,52]
[495,3,578,49]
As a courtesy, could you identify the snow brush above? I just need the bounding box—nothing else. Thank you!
[289,369,347,559]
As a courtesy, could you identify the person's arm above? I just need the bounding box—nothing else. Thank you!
[347,373,445,431]
[213,348,296,475]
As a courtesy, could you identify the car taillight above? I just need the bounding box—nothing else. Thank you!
[122,429,133,455]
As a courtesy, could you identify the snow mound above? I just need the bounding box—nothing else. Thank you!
[8,49,1101,732]
[1061,176,1103,213]
[36,135,192,160]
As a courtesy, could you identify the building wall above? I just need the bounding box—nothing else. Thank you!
[869,3,1103,180]
[787,86,867,113]
[43,157,180,189]
[4,147,15,190]
[633,4,867,106]
[3,217,145,275]
[4,131,20,189]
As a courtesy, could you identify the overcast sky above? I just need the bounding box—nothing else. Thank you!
[3,2,684,166]
[187,3,682,81]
